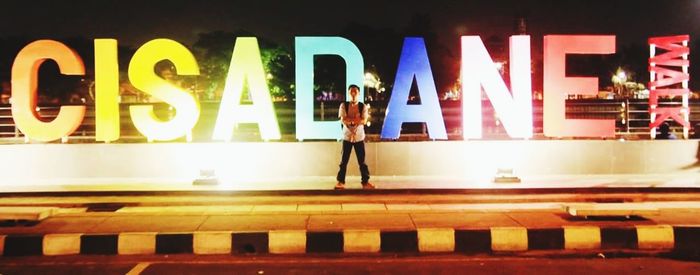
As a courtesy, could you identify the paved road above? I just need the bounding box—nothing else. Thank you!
[1,255,700,275]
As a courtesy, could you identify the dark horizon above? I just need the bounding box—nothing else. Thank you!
[2,0,698,46]
[1,0,699,93]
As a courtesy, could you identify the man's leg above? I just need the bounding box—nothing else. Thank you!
[336,141,353,184]
[354,141,371,185]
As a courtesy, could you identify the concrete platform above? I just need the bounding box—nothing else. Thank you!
[0,141,698,192]
[0,207,55,222]
[566,204,660,217]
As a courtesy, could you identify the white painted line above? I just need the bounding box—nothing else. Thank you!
[343,229,380,253]
[564,226,601,250]
[43,233,82,256]
[126,262,151,275]
[418,228,455,252]
[269,230,306,254]
[118,232,156,255]
[194,231,232,254]
[636,225,674,250]
[491,227,528,252]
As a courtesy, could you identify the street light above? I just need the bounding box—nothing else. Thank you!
[363,71,382,101]
[612,69,627,85]
[616,70,627,82]
[612,68,628,98]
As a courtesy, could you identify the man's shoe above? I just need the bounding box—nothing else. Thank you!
[334,182,345,190]
[362,182,375,189]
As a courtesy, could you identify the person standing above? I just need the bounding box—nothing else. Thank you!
[335,84,374,190]
[656,122,678,140]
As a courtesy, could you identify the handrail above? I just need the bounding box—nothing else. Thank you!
[0,99,698,142]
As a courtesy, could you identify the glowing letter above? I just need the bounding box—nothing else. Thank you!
[543,35,616,137]
[11,40,85,142]
[95,39,120,142]
[213,37,281,141]
[295,37,364,140]
[648,35,691,139]
[381,37,447,140]
[128,39,200,141]
[461,35,532,139]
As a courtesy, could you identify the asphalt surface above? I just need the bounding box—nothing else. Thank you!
[1,255,700,275]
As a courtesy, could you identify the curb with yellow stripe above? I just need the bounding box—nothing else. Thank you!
[0,225,697,256]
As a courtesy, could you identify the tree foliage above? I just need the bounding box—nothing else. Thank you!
[192,30,293,100]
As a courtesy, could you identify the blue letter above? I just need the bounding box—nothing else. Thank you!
[381,38,447,139]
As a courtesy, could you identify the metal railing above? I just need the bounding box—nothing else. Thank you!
[0,99,698,142]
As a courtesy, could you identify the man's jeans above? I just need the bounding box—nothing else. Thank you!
[336,140,370,184]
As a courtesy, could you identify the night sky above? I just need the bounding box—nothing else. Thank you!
[2,0,700,89]
[2,0,698,46]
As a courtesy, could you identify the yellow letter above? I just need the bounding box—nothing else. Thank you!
[212,37,281,141]
[94,39,120,142]
[128,39,200,141]
[11,40,86,142]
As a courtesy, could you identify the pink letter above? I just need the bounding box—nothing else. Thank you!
[543,35,616,137]
[648,35,691,138]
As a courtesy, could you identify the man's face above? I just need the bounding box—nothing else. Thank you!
[349,87,359,102]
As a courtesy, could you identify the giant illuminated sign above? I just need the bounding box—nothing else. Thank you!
[295,37,364,140]
[8,34,691,142]
[649,35,691,139]
[544,35,617,138]
[462,35,532,139]
[382,37,447,140]
[213,37,281,141]
[11,40,86,142]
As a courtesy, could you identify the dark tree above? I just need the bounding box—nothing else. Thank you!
[193,30,293,100]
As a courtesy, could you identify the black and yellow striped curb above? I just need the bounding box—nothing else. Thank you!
[1,225,699,256]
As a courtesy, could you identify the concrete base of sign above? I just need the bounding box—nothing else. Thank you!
[0,140,697,191]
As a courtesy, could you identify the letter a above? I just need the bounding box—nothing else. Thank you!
[213,37,281,141]
[381,37,447,140]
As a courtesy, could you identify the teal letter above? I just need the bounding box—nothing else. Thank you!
[295,37,364,140]
[381,38,447,139]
